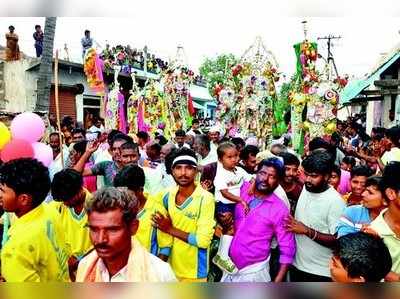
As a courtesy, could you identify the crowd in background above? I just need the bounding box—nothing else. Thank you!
[0,112,400,283]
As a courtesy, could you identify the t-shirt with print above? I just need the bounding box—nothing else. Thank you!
[214,162,252,204]
[90,161,119,187]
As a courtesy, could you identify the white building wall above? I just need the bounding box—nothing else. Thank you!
[396,67,400,123]
[3,59,37,112]
[75,94,84,123]
[382,74,393,128]
[366,101,375,135]
[337,105,351,121]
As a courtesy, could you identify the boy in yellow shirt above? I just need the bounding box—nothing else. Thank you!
[153,148,216,281]
[114,165,172,261]
[0,158,70,282]
[49,169,93,281]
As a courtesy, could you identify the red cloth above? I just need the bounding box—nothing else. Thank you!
[83,161,97,193]
[188,94,195,116]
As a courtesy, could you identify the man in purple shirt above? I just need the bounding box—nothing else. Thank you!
[223,158,296,282]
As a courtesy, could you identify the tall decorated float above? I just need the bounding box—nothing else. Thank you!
[289,21,347,154]
[161,46,195,136]
[83,45,195,138]
[215,37,281,148]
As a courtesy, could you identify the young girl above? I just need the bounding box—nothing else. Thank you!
[213,142,252,274]
[340,156,356,172]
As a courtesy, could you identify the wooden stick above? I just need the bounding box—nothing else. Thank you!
[54,50,64,169]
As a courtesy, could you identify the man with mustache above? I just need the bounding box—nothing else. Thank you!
[73,133,134,187]
[286,150,346,281]
[152,148,215,281]
[76,187,176,282]
[222,158,296,282]
[280,152,303,215]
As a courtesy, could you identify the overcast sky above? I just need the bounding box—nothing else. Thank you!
[1,1,400,79]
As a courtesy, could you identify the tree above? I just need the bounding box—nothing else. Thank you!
[199,53,238,95]
[35,17,57,112]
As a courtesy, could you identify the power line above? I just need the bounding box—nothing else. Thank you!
[317,34,342,78]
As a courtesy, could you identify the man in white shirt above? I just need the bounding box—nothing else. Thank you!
[187,118,203,136]
[193,134,217,167]
[76,187,176,282]
[174,129,190,149]
[48,132,70,180]
[137,131,150,163]
[238,145,259,175]
[156,143,176,190]
[208,126,221,154]
[379,126,400,170]
[286,150,345,281]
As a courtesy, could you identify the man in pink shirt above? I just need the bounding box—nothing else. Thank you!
[223,158,296,282]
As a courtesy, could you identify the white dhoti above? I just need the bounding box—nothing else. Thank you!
[221,259,271,282]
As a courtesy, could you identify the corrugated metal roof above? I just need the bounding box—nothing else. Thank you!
[340,51,400,105]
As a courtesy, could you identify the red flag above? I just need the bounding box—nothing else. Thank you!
[187,93,195,116]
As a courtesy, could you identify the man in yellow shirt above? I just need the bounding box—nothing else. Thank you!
[113,164,172,261]
[153,148,216,281]
[0,158,70,282]
[49,169,93,281]
[370,161,400,281]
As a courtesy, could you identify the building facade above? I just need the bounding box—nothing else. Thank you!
[0,56,216,128]
[340,46,400,133]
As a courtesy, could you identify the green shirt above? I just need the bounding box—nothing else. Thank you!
[90,161,119,187]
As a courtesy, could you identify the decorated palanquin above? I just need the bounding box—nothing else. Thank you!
[85,48,127,133]
[162,65,195,133]
[127,77,169,137]
[214,37,281,147]
[290,37,347,154]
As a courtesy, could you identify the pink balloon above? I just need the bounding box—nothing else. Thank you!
[0,139,34,162]
[32,142,54,167]
[10,112,45,143]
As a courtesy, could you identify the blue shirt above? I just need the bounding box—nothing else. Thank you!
[335,205,371,238]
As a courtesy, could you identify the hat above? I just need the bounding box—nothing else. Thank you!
[172,155,198,168]
[209,125,220,133]
[187,131,196,137]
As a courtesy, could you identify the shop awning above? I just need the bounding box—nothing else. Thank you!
[192,100,204,109]
[206,102,217,107]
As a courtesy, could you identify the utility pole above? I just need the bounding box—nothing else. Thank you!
[302,20,308,40]
[317,34,341,79]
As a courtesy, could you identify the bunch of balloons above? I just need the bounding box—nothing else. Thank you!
[0,112,53,166]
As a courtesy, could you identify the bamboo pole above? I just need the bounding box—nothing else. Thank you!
[54,50,64,169]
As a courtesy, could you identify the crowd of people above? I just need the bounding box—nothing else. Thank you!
[0,113,399,283]
[99,41,207,85]
[100,43,168,74]
[4,25,207,88]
